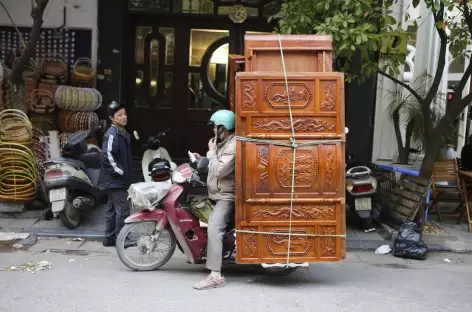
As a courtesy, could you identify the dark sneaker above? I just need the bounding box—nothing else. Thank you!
[102,238,116,247]
[124,240,137,249]
[193,274,226,290]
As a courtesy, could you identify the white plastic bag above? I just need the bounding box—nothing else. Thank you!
[127,180,172,211]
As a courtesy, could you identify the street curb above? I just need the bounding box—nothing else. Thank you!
[22,228,104,240]
[0,232,36,246]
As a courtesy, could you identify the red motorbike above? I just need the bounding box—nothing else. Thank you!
[116,160,297,275]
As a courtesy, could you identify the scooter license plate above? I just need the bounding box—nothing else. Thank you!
[49,188,67,202]
[354,198,372,211]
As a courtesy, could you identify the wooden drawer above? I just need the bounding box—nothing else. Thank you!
[235,73,344,139]
[237,224,346,263]
[237,141,344,199]
[244,34,333,72]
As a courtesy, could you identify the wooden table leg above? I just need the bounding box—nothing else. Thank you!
[460,177,472,232]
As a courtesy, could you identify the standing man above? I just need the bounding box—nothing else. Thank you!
[99,101,133,247]
[192,109,236,290]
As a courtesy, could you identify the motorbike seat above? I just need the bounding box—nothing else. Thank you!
[48,157,86,171]
[78,152,101,169]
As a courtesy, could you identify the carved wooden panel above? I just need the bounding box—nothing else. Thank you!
[248,203,338,223]
[242,141,342,198]
[244,34,333,73]
[237,227,258,261]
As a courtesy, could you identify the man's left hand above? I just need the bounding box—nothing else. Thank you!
[208,138,217,152]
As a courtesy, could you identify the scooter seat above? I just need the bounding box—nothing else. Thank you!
[78,152,101,169]
[47,157,86,171]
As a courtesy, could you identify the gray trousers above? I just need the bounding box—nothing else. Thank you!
[104,189,130,240]
[206,200,234,272]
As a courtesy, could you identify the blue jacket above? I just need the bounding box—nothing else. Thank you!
[99,124,132,190]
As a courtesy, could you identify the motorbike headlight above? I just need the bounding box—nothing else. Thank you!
[346,181,354,192]
[172,170,186,184]
[369,177,378,190]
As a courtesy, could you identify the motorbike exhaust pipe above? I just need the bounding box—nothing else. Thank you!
[72,197,94,209]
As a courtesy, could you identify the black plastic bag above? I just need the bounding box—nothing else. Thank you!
[392,221,428,260]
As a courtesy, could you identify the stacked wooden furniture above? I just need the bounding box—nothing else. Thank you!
[234,35,346,264]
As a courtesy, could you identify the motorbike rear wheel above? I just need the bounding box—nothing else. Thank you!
[116,222,176,271]
[58,201,81,229]
[260,266,298,276]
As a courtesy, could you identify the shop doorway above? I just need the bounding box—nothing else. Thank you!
[126,14,271,158]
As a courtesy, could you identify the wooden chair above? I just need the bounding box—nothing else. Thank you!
[381,174,431,230]
[429,158,464,223]
[456,158,472,232]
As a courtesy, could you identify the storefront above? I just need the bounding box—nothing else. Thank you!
[97,0,278,158]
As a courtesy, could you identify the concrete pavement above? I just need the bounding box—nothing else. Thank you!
[1,238,472,312]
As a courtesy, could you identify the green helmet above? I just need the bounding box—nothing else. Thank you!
[208,109,235,131]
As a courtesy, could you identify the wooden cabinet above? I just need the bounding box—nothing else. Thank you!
[235,71,346,264]
[244,34,333,72]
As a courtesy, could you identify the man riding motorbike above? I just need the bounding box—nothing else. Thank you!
[192,109,236,290]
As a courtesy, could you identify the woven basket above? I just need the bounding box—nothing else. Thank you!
[73,58,95,81]
[0,142,38,201]
[0,109,33,144]
[58,110,99,133]
[29,113,57,133]
[30,89,55,114]
[41,54,67,77]
[55,86,102,111]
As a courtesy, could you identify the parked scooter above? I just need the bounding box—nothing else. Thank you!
[115,159,298,276]
[136,129,177,182]
[345,164,378,233]
[43,128,103,229]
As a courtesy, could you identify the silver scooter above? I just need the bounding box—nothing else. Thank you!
[43,129,102,229]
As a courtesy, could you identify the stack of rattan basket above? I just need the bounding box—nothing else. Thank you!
[0,109,38,201]
[55,85,102,150]
[27,55,64,133]
[0,63,12,111]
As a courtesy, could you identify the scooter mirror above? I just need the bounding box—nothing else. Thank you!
[133,131,140,140]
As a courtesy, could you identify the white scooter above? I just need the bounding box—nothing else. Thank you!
[134,129,177,182]
[43,128,103,229]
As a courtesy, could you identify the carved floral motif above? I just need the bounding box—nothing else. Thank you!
[254,206,334,219]
[265,83,312,109]
[242,81,256,109]
[324,146,334,188]
[320,81,335,111]
[266,229,312,256]
[242,230,257,257]
[321,227,336,257]
[276,150,319,188]
[256,145,269,193]
[273,87,309,104]
[253,118,335,132]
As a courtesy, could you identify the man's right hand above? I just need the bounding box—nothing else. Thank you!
[193,153,202,160]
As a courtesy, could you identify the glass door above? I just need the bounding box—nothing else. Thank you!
[127,24,176,156]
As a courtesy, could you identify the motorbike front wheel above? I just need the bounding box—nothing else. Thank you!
[116,222,176,271]
[58,201,81,229]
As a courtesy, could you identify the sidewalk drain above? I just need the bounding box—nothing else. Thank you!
[371,263,411,269]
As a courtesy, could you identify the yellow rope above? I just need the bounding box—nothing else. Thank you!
[277,34,296,266]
